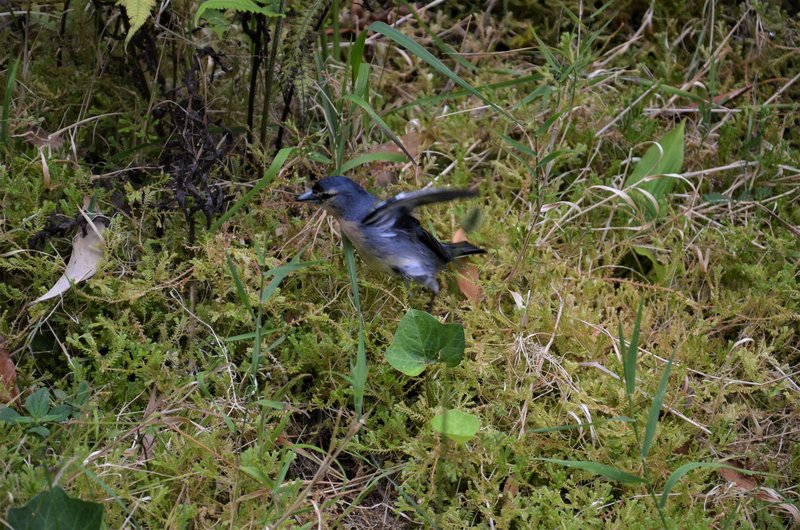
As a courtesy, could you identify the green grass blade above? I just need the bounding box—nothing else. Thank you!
[659,463,764,511]
[367,21,515,122]
[343,237,367,419]
[1,57,20,144]
[79,464,140,529]
[349,29,367,88]
[641,347,676,458]
[397,0,477,73]
[353,63,370,100]
[389,74,541,115]
[260,254,319,304]
[528,416,633,433]
[226,254,254,319]
[340,152,406,174]
[500,134,536,157]
[622,298,645,398]
[538,458,646,485]
[342,94,415,164]
[211,146,294,231]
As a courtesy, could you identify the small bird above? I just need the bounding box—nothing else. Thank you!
[297,176,485,310]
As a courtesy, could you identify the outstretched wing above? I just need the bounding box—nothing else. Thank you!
[362,188,477,227]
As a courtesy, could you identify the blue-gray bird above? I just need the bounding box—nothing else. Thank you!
[296,176,485,310]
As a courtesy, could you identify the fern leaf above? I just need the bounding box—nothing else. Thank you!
[195,0,283,25]
[118,0,156,49]
[280,0,331,118]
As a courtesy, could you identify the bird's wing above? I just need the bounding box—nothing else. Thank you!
[362,188,477,227]
[408,218,451,262]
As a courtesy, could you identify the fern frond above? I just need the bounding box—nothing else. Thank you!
[194,0,283,26]
[117,0,156,49]
[280,0,331,122]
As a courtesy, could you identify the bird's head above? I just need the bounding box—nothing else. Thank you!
[296,176,374,220]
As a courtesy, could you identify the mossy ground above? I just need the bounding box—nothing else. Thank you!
[1,1,799,528]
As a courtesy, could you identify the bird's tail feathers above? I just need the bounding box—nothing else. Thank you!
[444,241,486,258]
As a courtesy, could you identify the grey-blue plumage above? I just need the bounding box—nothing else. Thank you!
[297,176,484,309]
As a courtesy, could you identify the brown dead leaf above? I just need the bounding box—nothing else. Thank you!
[718,467,757,490]
[718,468,800,523]
[452,228,483,304]
[0,337,19,405]
[138,388,160,463]
[368,129,432,160]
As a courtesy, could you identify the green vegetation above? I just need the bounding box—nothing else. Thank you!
[1,0,799,527]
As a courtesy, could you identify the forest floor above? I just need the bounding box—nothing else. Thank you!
[1,1,799,528]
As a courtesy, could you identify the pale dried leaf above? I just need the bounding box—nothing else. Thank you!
[509,291,526,310]
[39,149,51,189]
[756,488,800,523]
[34,219,106,303]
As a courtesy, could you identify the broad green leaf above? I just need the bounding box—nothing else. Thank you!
[240,465,274,487]
[538,458,646,484]
[195,0,282,25]
[41,403,72,422]
[385,309,465,376]
[340,152,407,174]
[28,425,50,437]
[7,486,104,530]
[117,0,156,49]
[431,409,480,443]
[367,21,515,122]
[641,347,676,458]
[0,406,24,423]
[255,399,285,410]
[25,388,50,419]
[623,121,685,220]
[631,246,666,283]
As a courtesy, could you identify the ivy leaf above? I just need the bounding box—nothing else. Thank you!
[117,0,156,49]
[7,486,104,530]
[385,309,464,376]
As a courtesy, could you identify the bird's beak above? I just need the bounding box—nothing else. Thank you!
[296,190,319,203]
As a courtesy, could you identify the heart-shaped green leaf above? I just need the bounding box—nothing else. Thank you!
[385,309,464,376]
[7,486,104,530]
